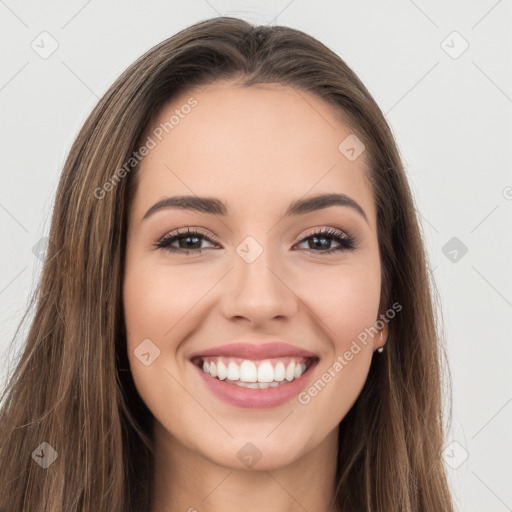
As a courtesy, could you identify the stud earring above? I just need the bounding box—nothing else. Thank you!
[377,331,384,353]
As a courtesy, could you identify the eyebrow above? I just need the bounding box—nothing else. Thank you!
[142,192,369,224]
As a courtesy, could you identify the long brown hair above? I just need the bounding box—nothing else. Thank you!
[0,16,455,511]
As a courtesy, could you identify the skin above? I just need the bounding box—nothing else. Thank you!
[123,81,387,512]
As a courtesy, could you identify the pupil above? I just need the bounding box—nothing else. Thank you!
[181,236,200,249]
[311,236,330,250]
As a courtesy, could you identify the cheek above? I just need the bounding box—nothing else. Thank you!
[305,262,382,345]
[123,258,207,390]
[123,261,188,345]
[293,263,381,419]
[122,258,204,430]
[122,250,235,371]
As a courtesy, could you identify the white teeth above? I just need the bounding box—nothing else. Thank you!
[199,356,312,385]
[233,381,260,389]
[233,380,286,389]
[257,361,274,383]
[274,362,285,381]
[217,361,227,380]
[285,362,296,381]
[239,360,257,382]
[227,361,239,381]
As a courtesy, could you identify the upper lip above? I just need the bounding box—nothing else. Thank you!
[189,341,319,361]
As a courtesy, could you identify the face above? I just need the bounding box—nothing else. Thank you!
[123,81,386,471]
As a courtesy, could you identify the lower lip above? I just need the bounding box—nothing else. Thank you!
[193,361,317,409]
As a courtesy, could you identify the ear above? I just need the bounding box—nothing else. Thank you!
[375,321,389,351]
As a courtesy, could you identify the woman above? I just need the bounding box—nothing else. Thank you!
[0,16,455,511]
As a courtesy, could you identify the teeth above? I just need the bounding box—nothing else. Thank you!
[198,356,311,385]
[234,381,260,389]
[217,361,227,380]
[232,381,283,389]
[285,362,295,381]
[227,361,239,381]
[257,361,274,383]
[239,360,257,382]
[274,362,285,381]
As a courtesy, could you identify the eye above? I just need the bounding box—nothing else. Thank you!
[294,227,356,255]
[155,226,356,256]
[155,227,219,255]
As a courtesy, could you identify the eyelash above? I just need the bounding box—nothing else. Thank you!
[154,226,357,256]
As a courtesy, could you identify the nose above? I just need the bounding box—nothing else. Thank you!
[220,241,298,327]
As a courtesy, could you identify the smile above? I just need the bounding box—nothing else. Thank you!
[192,356,316,389]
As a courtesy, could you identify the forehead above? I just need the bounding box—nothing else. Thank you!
[133,81,376,225]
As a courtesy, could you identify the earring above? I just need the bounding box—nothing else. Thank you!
[377,331,384,353]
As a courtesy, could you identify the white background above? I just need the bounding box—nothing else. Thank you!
[1,1,511,511]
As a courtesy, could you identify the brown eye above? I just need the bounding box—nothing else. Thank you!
[155,227,219,255]
[295,227,356,255]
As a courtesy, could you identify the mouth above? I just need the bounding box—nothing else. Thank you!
[191,355,319,389]
[189,341,320,409]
